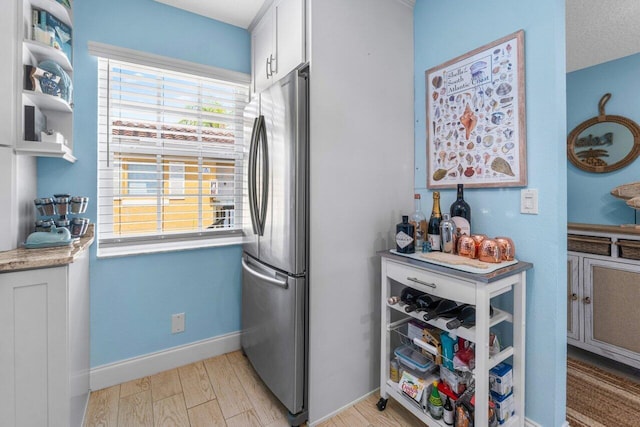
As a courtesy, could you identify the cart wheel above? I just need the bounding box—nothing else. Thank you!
[376,397,388,411]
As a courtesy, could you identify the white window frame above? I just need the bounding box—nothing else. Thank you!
[90,42,251,257]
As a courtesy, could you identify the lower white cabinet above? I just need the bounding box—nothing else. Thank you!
[568,223,640,367]
[0,250,89,427]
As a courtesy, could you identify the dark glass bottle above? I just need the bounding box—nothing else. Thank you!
[445,305,494,329]
[395,215,415,253]
[450,184,471,235]
[404,293,440,313]
[423,300,466,321]
[427,192,442,251]
[400,287,426,308]
[443,396,454,426]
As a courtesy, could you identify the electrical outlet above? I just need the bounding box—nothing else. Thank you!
[171,313,185,334]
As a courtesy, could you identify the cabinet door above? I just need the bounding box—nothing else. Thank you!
[583,257,640,363]
[567,255,581,342]
[0,266,69,427]
[274,0,305,79]
[252,10,274,94]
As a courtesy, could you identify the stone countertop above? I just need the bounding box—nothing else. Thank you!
[0,224,95,273]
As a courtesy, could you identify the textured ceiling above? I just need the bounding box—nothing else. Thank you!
[566,0,640,72]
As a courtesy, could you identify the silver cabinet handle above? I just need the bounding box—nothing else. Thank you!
[242,258,288,289]
[269,53,276,75]
[266,57,272,78]
[406,277,436,289]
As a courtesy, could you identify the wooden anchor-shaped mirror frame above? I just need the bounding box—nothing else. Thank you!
[567,93,640,173]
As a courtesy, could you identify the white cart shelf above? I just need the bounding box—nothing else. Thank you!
[378,250,532,427]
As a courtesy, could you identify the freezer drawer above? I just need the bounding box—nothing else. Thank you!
[241,255,306,414]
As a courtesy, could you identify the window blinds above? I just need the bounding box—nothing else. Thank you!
[97,57,249,249]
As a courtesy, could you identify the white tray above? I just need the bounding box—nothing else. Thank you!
[389,249,518,274]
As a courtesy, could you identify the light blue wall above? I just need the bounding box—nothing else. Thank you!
[567,53,640,225]
[37,0,250,367]
[414,1,567,426]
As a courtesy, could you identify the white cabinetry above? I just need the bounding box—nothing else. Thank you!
[251,0,305,93]
[379,252,531,427]
[16,0,75,162]
[568,223,640,367]
[0,250,90,427]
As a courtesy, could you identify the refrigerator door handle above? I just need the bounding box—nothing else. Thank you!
[242,258,289,289]
[258,115,269,236]
[248,116,261,235]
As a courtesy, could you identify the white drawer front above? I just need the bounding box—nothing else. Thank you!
[386,260,476,304]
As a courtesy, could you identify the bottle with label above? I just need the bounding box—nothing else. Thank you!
[427,381,444,419]
[445,305,494,330]
[427,192,442,252]
[443,396,454,425]
[450,183,471,235]
[422,300,465,321]
[410,194,427,252]
[395,215,415,253]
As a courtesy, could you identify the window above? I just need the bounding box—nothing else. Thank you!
[95,49,249,255]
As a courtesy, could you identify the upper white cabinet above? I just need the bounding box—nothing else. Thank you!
[16,0,75,162]
[252,0,305,94]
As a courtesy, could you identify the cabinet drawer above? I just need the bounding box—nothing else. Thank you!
[567,234,611,256]
[386,261,476,304]
[617,240,640,261]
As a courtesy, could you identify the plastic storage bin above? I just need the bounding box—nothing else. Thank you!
[394,344,435,373]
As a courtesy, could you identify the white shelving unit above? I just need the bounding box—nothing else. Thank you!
[16,0,74,162]
[378,251,532,427]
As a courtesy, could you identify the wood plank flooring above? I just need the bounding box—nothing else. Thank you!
[84,350,422,427]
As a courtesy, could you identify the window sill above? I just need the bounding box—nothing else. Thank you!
[96,235,243,258]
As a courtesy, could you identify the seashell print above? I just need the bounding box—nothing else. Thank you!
[492,147,498,153]
[506,44,512,54]
[432,91,439,101]
[500,97,513,104]
[474,154,481,163]
[490,99,499,110]
[500,73,507,81]
[475,166,482,175]
[449,95,455,102]
[493,66,500,74]
[432,167,451,181]
[483,152,491,164]
[476,135,481,144]
[467,142,474,150]
[496,83,512,96]
[460,104,477,140]
[485,87,493,97]
[491,112,505,125]
[483,135,494,147]
[439,151,447,162]
[448,151,457,161]
[432,75,443,88]
[503,142,515,151]
[464,167,475,177]
[457,163,464,176]
[448,171,458,178]
[440,88,446,95]
[503,129,514,139]
[491,157,515,176]
[493,48,501,55]
[459,151,465,158]
[466,153,473,164]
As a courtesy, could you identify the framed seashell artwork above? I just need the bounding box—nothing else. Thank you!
[426,30,527,189]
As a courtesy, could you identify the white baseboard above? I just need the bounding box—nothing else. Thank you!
[525,418,545,427]
[90,331,241,391]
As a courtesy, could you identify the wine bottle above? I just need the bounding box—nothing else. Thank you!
[422,300,466,321]
[443,396,454,426]
[395,215,415,253]
[427,192,442,252]
[445,305,494,329]
[404,293,440,313]
[400,287,426,308]
[450,184,471,235]
[427,381,444,420]
[410,194,427,252]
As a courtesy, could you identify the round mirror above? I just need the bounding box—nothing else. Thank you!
[567,94,640,173]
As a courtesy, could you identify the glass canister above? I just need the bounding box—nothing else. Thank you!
[35,197,55,216]
[35,219,54,232]
[54,218,70,230]
[70,196,89,214]
[54,194,71,216]
[70,217,90,237]
[439,213,456,253]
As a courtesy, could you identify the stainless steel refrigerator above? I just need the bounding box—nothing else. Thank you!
[241,66,308,426]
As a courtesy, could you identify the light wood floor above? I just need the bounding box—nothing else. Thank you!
[84,350,424,427]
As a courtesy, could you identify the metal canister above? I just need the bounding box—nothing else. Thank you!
[54,195,71,216]
[35,197,55,216]
[70,196,89,214]
[55,218,70,230]
[70,217,90,237]
[439,213,456,253]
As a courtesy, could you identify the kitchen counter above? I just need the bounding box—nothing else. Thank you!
[569,222,640,236]
[0,224,95,272]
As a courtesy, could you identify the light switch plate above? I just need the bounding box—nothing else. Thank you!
[521,189,538,214]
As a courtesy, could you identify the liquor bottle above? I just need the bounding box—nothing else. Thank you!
[445,305,494,330]
[422,299,466,321]
[395,215,415,253]
[404,293,439,313]
[450,184,471,235]
[427,381,444,420]
[427,192,442,252]
[410,194,427,251]
[443,396,454,425]
[400,287,426,308]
